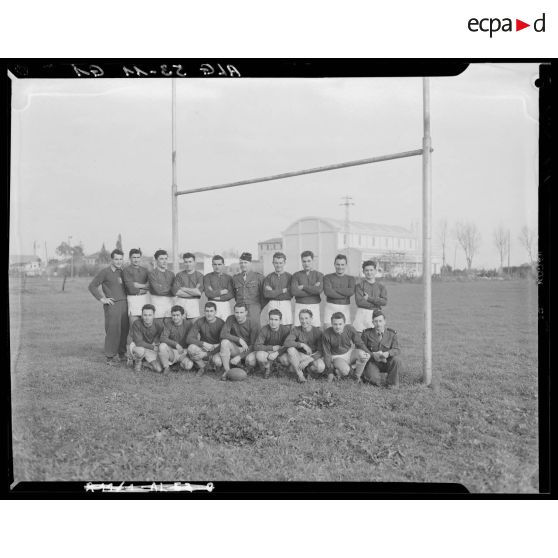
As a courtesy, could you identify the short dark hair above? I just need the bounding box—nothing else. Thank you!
[299,308,313,318]
[205,302,217,311]
[362,260,377,271]
[142,304,156,314]
[171,305,185,315]
[129,248,142,258]
[234,302,248,311]
[154,249,168,260]
[331,312,346,323]
[182,252,196,261]
[334,254,347,263]
[111,249,124,259]
[212,255,224,264]
[268,309,282,319]
[301,250,314,259]
[272,252,286,261]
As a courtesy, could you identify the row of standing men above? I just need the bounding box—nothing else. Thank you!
[88,248,400,385]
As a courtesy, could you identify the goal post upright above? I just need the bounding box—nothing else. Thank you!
[422,77,433,386]
[171,78,179,273]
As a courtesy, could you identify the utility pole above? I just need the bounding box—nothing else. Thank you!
[340,195,354,250]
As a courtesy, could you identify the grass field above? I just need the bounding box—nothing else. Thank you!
[9,276,539,492]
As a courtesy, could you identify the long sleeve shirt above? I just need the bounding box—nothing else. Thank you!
[290,270,323,304]
[186,317,225,348]
[203,272,235,302]
[122,265,150,295]
[172,270,204,298]
[148,268,175,296]
[361,327,400,357]
[88,265,127,302]
[322,325,367,367]
[323,273,356,305]
[131,319,164,350]
[284,325,323,354]
[262,272,292,301]
[253,324,292,352]
[233,271,264,306]
[220,316,259,349]
[354,280,387,310]
[160,319,192,349]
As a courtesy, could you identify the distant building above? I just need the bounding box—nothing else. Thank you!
[257,237,283,274]
[9,255,42,276]
[259,217,441,276]
[83,252,100,266]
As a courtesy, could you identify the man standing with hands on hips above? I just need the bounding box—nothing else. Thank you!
[88,248,129,366]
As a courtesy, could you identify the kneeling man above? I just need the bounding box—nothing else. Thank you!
[130,304,164,373]
[158,305,194,373]
[322,312,370,382]
[361,309,402,387]
[283,308,325,383]
[219,303,259,380]
[248,309,292,378]
[186,302,225,375]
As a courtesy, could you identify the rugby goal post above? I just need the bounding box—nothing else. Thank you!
[170,77,433,386]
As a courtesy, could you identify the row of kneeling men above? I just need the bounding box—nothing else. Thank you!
[127,302,402,387]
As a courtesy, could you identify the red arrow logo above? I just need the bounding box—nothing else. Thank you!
[516,19,530,31]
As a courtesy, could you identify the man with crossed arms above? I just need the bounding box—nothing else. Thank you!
[261,252,293,326]
[172,252,204,321]
[203,255,235,321]
[186,301,226,376]
[323,253,356,328]
[148,249,175,322]
[247,308,291,378]
[219,303,259,381]
[291,250,323,327]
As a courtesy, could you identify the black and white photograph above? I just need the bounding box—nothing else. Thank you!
[7,61,544,493]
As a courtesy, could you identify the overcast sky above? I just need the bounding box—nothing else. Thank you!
[9,63,539,268]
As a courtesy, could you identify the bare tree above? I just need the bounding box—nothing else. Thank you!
[455,222,481,271]
[438,219,449,273]
[493,226,509,272]
[519,226,537,267]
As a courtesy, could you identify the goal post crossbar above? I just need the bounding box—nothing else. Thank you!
[175,148,424,197]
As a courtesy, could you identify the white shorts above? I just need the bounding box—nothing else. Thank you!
[353,308,375,332]
[323,302,351,325]
[332,349,353,365]
[212,300,232,321]
[150,295,174,319]
[127,293,152,316]
[261,300,293,325]
[293,303,321,327]
[174,297,201,319]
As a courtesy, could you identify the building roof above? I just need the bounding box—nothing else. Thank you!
[9,255,41,265]
[258,237,282,245]
[284,217,414,238]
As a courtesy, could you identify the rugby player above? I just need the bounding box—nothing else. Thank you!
[203,255,234,321]
[158,305,194,374]
[283,308,325,383]
[322,312,370,382]
[88,248,129,366]
[361,310,402,388]
[122,248,150,365]
[219,303,259,380]
[323,254,356,328]
[353,260,387,332]
[291,250,323,327]
[148,249,175,322]
[261,252,293,326]
[172,252,204,321]
[247,309,292,378]
[186,302,226,376]
[233,252,264,330]
[129,304,164,373]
